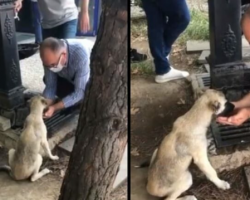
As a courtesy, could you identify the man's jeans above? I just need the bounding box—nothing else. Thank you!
[42,19,78,39]
[31,1,42,43]
[141,0,190,75]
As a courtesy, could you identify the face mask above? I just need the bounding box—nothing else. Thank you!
[49,64,63,73]
[49,54,64,73]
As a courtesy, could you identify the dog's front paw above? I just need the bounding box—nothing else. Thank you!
[184,195,197,200]
[43,168,51,174]
[217,180,230,190]
[50,155,59,160]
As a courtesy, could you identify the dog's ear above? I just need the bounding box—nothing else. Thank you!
[194,88,207,99]
[209,101,220,112]
[27,98,32,105]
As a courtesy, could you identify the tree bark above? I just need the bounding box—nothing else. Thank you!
[58,0,127,199]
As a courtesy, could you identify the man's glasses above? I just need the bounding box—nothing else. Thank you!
[46,54,63,69]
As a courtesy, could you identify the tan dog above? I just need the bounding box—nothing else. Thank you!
[138,89,232,200]
[0,96,59,181]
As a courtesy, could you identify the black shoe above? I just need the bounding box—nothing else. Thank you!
[131,48,147,63]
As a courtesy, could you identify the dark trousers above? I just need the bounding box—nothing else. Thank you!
[31,1,42,43]
[56,76,75,99]
[43,76,74,100]
[141,0,190,75]
[42,19,78,40]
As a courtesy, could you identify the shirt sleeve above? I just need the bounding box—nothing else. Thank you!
[62,55,90,108]
[43,67,57,100]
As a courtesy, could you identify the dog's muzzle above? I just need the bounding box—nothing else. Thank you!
[217,102,235,117]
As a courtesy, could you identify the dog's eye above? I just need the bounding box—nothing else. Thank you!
[215,102,220,110]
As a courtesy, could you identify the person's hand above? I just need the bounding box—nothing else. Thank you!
[80,12,90,33]
[216,116,231,125]
[14,0,22,12]
[217,108,250,126]
[43,106,55,118]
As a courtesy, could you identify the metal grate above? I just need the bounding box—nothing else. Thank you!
[23,92,79,135]
[202,76,210,87]
[196,73,210,89]
[44,107,79,135]
[211,121,250,148]
[197,73,250,148]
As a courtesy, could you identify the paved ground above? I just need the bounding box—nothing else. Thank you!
[0,146,127,200]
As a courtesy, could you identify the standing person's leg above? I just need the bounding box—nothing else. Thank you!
[141,0,169,75]
[42,28,60,40]
[31,1,43,43]
[58,19,78,39]
[141,0,189,83]
[160,0,190,57]
[42,19,77,40]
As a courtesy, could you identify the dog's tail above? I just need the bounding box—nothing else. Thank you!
[0,165,12,176]
[0,165,11,172]
[134,160,150,168]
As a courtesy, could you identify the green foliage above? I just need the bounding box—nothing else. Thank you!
[178,9,209,44]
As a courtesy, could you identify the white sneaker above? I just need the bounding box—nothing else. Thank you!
[155,67,189,83]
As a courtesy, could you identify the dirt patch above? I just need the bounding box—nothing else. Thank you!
[189,167,249,200]
[131,76,193,159]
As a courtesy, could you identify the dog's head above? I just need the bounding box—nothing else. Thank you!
[28,95,48,110]
[202,89,235,116]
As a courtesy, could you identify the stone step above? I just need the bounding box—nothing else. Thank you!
[204,64,210,73]
[0,116,11,131]
[186,38,249,53]
[131,6,146,19]
[113,145,127,189]
[198,48,250,64]
[58,136,75,154]
[198,50,209,64]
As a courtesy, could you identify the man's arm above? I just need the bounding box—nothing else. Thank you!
[242,6,250,43]
[80,0,90,32]
[81,0,89,14]
[61,56,90,108]
[14,0,23,12]
[233,93,250,109]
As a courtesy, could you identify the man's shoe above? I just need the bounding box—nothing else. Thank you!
[155,67,189,83]
[131,48,147,63]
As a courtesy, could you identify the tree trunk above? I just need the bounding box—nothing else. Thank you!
[58,0,127,199]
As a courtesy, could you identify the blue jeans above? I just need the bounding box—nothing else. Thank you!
[42,19,78,40]
[141,0,190,75]
[31,1,42,43]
